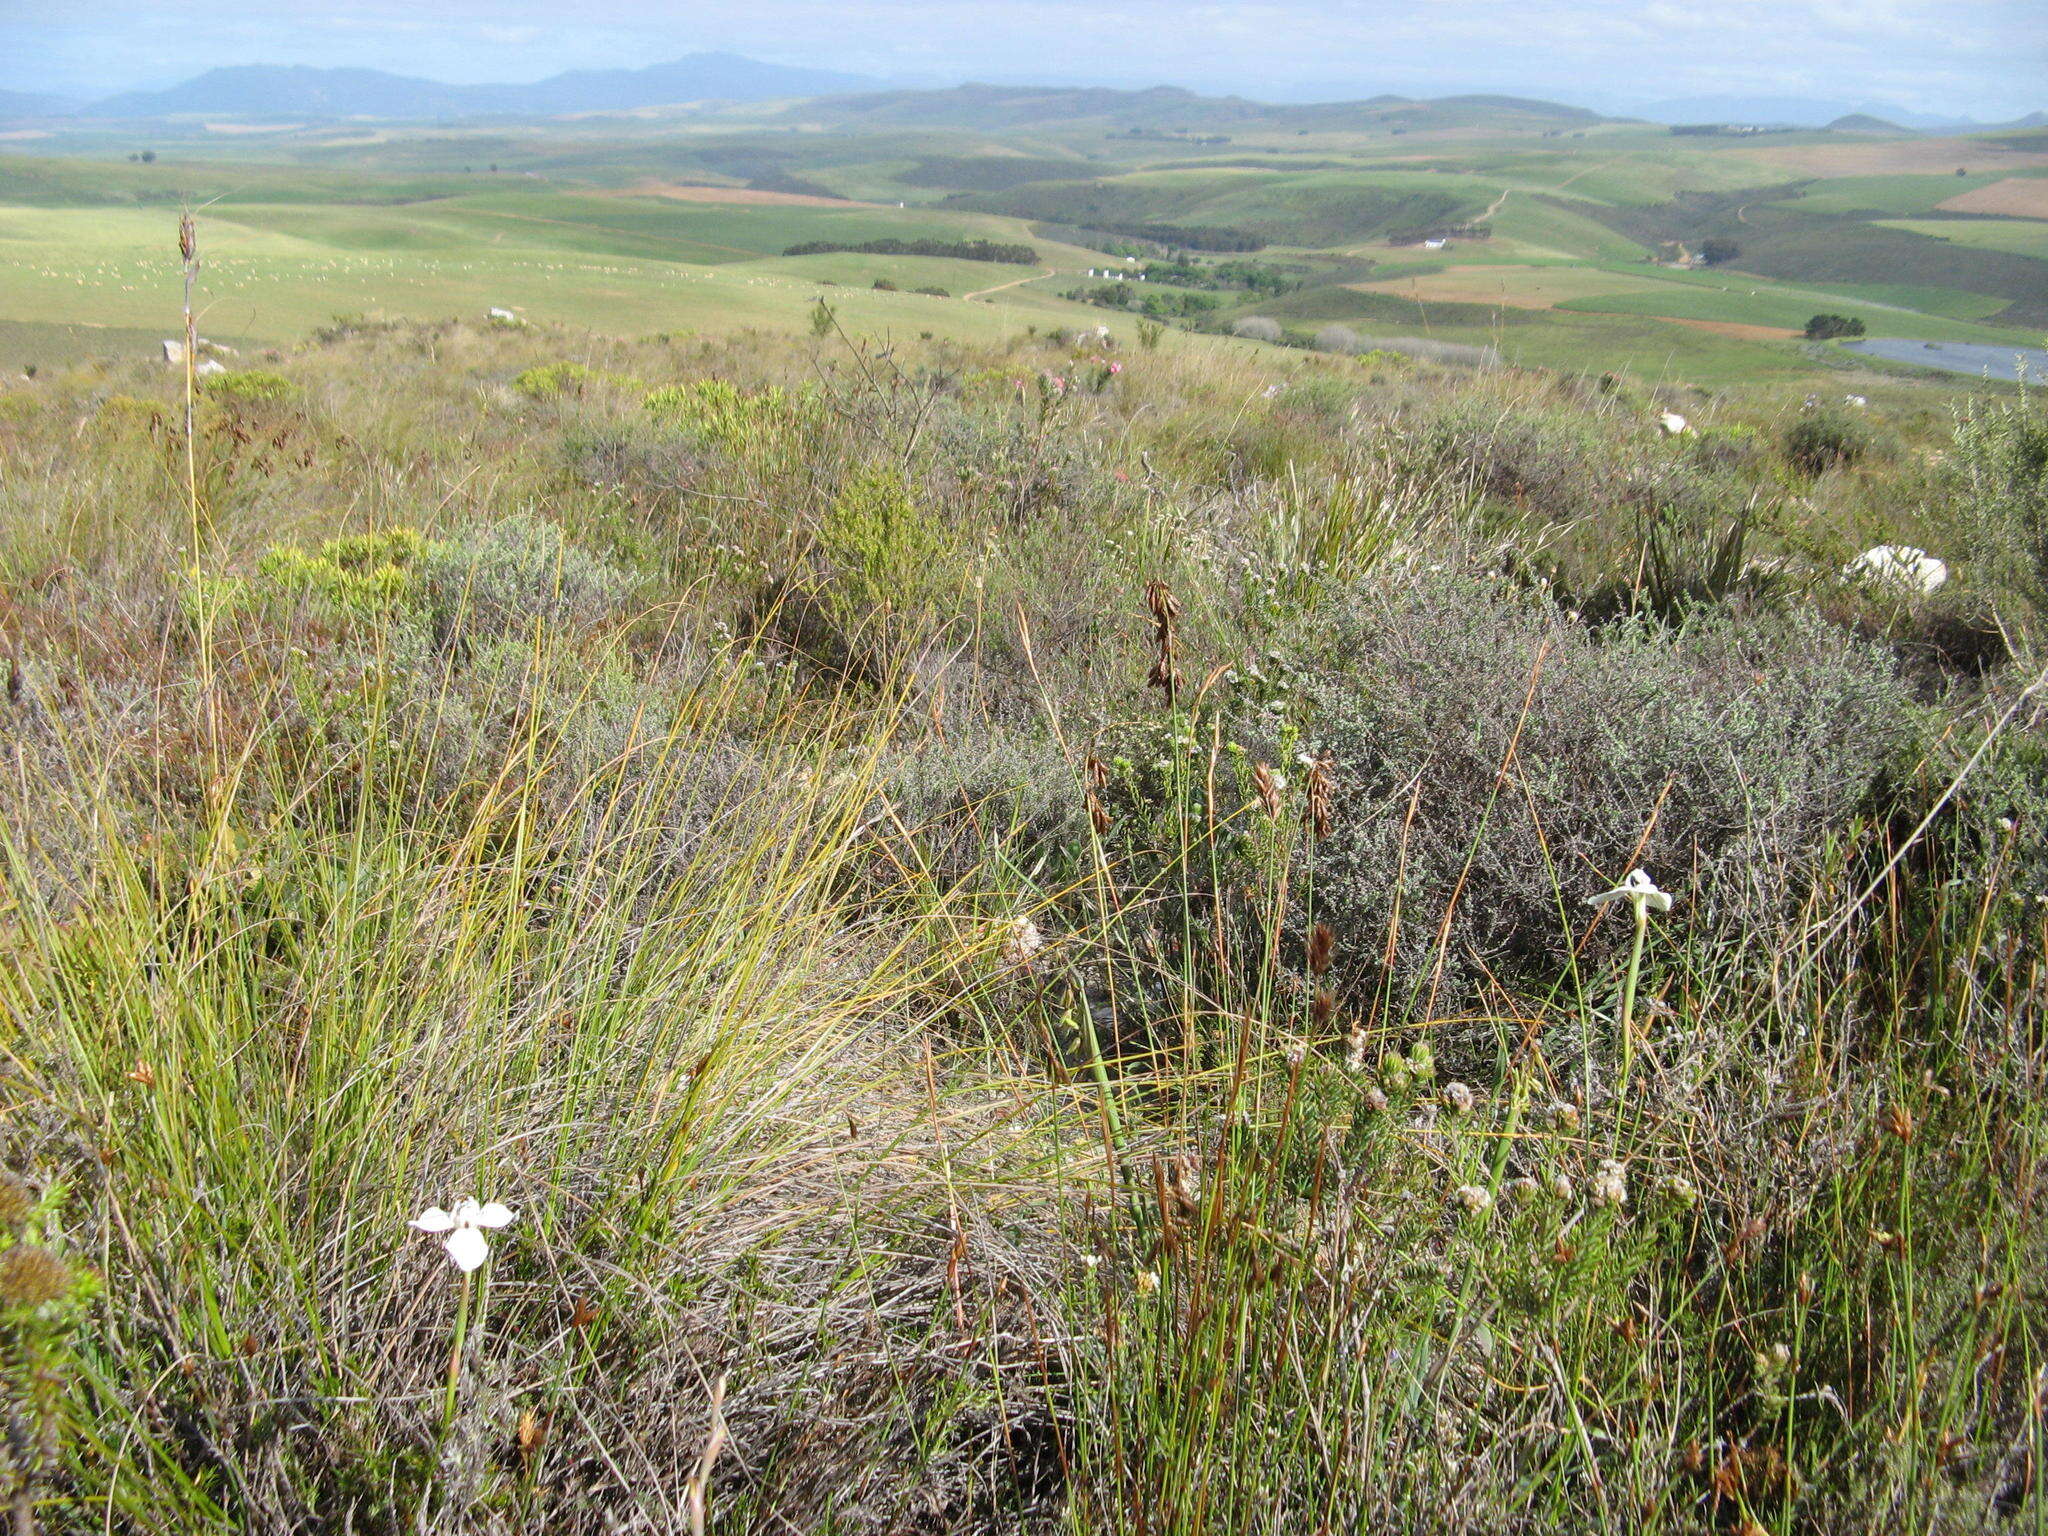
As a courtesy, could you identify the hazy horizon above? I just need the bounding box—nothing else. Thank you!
[2,0,2042,122]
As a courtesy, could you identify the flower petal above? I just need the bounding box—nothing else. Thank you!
[410,1207,455,1233]
[1645,890,1673,913]
[474,1202,516,1229]
[1586,887,1626,907]
[444,1226,491,1273]
[450,1197,482,1224]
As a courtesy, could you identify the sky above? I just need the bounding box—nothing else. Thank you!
[1,0,2043,120]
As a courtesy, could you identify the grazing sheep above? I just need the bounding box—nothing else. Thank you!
[1658,411,1691,436]
[1844,544,1947,595]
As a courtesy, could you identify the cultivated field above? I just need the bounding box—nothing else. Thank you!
[2,106,2046,384]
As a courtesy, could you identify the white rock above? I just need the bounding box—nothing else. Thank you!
[162,339,186,364]
[1657,411,1691,436]
[1844,394,1867,407]
[1845,544,1947,595]
[194,358,228,377]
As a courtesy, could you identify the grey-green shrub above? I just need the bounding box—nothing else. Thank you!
[1313,324,1362,355]
[1948,392,2048,620]
[421,513,631,640]
[1232,317,1284,343]
[1295,572,1915,1001]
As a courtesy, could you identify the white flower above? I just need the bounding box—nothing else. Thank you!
[1134,1268,1160,1295]
[999,916,1044,968]
[1591,1160,1629,1208]
[1587,869,1673,915]
[1454,1184,1493,1214]
[411,1198,516,1273]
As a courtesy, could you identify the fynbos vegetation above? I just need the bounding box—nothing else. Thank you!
[0,275,2044,1535]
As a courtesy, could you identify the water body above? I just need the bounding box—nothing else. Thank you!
[1842,338,2048,382]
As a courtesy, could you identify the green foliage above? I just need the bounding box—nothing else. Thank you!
[782,237,1037,264]
[421,513,631,639]
[0,1174,96,1526]
[203,367,301,405]
[1948,390,2048,617]
[257,526,434,617]
[513,360,597,399]
[1804,312,1868,340]
[643,377,807,452]
[1782,404,1879,475]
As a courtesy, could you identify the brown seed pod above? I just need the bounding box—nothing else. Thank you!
[1307,922,1335,975]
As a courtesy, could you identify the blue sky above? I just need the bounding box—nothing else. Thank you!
[2,0,2042,119]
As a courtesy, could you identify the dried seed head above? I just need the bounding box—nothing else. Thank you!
[1252,763,1282,819]
[1442,1081,1475,1114]
[1454,1184,1493,1215]
[178,213,197,263]
[0,1171,33,1227]
[0,1244,74,1307]
[1305,749,1335,839]
[1507,1176,1541,1201]
[1306,922,1334,975]
[1312,987,1336,1030]
[1142,580,1180,703]
[1548,1172,1575,1201]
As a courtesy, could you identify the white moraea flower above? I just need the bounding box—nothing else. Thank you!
[411,1198,516,1273]
[1587,869,1673,915]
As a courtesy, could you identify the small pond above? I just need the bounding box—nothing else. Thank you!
[1842,338,2048,381]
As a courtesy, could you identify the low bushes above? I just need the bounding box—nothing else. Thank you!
[1294,572,1916,1001]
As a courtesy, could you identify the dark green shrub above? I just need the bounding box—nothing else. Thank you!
[1782,406,1876,476]
[1803,313,1867,340]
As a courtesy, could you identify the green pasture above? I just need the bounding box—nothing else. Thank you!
[1787,173,2012,215]
[1878,216,2048,260]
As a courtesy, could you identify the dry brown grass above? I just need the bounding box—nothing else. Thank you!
[1937,175,2048,218]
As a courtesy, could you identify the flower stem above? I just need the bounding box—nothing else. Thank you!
[1616,900,1648,1117]
[443,1270,472,1432]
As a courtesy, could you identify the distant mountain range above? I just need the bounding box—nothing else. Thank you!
[1632,94,2009,130]
[81,54,880,120]
[774,84,1606,133]
[1,61,2034,137]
